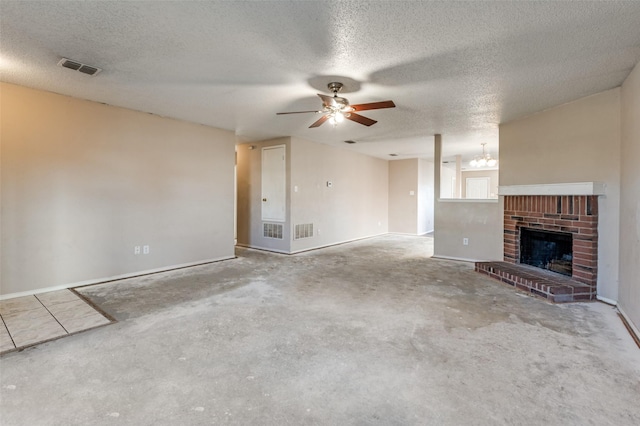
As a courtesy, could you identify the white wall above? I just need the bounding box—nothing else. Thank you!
[1,83,236,297]
[619,62,640,330]
[440,162,456,198]
[418,159,435,234]
[499,88,621,300]
[461,169,499,199]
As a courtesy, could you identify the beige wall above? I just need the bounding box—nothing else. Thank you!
[289,137,388,253]
[388,159,419,234]
[388,158,434,235]
[433,135,503,261]
[434,200,504,261]
[237,137,388,254]
[236,138,292,253]
[619,62,640,330]
[1,83,236,296]
[500,88,621,300]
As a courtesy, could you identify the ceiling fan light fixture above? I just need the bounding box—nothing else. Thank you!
[276,81,396,128]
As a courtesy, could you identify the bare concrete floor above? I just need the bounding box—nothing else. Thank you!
[1,235,639,425]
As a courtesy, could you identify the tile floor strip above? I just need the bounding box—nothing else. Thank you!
[0,290,113,355]
[0,319,17,352]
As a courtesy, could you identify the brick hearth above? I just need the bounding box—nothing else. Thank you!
[475,261,594,303]
[477,194,599,302]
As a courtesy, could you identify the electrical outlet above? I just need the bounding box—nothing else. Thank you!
[134,246,141,255]
[463,238,469,246]
[143,245,150,254]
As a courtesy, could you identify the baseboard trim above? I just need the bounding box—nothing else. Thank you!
[596,295,618,306]
[0,255,236,300]
[594,296,639,348]
[238,233,389,255]
[289,233,388,254]
[431,254,489,263]
[235,244,290,254]
[617,305,640,349]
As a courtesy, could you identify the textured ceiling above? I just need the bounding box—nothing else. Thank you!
[2,1,640,162]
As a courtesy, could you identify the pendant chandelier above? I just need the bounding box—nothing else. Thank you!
[469,143,497,168]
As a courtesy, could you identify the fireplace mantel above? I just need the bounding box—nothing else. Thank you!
[498,182,606,196]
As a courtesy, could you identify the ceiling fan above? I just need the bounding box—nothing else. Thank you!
[277,82,396,128]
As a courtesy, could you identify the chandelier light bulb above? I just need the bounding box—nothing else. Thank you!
[334,111,345,123]
[469,143,498,168]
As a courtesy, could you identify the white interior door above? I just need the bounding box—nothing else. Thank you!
[466,177,490,199]
[261,145,286,222]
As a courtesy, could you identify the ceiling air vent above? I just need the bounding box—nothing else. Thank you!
[57,58,102,76]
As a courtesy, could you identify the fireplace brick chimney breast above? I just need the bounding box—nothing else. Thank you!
[503,195,598,288]
[477,193,599,302]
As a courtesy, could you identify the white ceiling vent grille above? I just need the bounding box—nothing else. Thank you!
[294,223,314,240]
[57,58,102,76]
[263,223,283,239]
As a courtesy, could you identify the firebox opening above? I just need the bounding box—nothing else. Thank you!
[520,228,573,276]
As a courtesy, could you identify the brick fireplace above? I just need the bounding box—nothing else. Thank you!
[476,184,602,302]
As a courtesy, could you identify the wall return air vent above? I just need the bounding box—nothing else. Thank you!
[57,58,102,76]
[294,223,314,240]
[263,223,284,239]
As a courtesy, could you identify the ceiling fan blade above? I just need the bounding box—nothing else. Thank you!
[318,93,340,107]
[350,100,396,111]
[276,110,322,115]
[309,115,330,128]
[346,112,377,126]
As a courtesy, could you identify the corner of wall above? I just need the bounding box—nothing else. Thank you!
[618,60,640,331]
